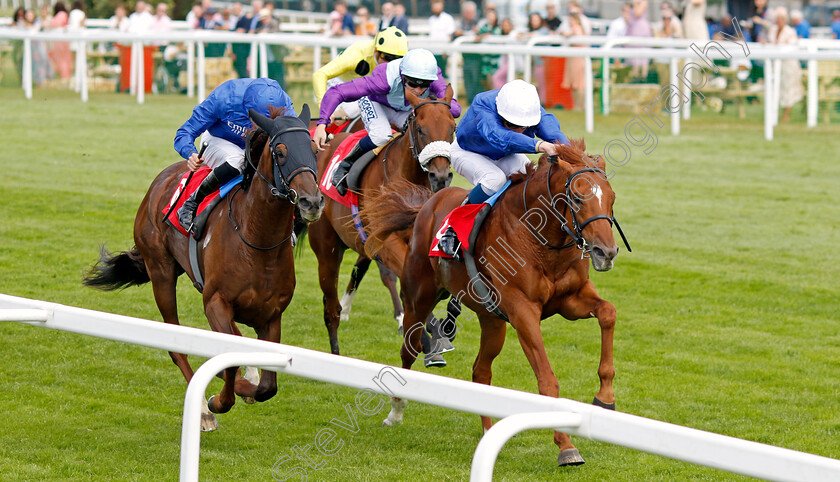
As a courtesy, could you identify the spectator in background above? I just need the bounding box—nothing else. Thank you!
[185,4,202,29]
[218,8,237,30]
[626,0,652,81]
[491,18,518,89]
[428,0,455,76]
[129,0,154,32]
[653,6,682,85]
[750,0,770,43]
[48,1,73,80]
[152,3,171,33]
[256,7,278,32]
[231,2,243,26]
[829,10,840,39]
[68,0,86,31]
[199,7,218,29]
[232,0,262,78]
[356,7,377,36]
[110,4,130,31]
[559,1,591,37]
[682,0,709,42]
[520,13,550,101]
[607,2,630,39]
[329,1,354,36]
[471,5,501,101]
[544,2,561,32]
[790,10,809,38]
[455,1,481,104]
[560,10,587,109]
[770,7,802,122]
[378,2,394,31]
[256,6,286,85]
[392,1,409,34]
[660,2,682,34]
[718,14,750,41]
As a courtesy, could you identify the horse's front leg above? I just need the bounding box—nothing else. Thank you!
[473,313,507,433]
[560,280,616,409]
[511,301,585,466]
[253,312,286,402]
[203,294,239,414]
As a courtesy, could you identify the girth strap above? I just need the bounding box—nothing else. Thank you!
[463,204,509,322]
[188,235,204,293]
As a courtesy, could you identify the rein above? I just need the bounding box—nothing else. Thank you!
[522,159,632,254]
[401,99,453,173]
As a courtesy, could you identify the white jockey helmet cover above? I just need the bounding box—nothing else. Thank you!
[496,79,542,127]
[399,48,439,81]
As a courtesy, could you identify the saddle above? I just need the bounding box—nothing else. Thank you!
[319,130,401,208]
[429,181,513,322]
[162,168,242,239]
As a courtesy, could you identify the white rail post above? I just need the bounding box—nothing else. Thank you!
[137,41,145,104]
[670,57,680,136]
[584,56,594,133]
[773,59,782,127]
[79,39,88,102]
[180,352,292,482]
[187,41,195,98]
[259,42,268,79]
[312,44,322,73]
[764,58,774,141]
[806,46,817,128]
[506,52,515,83]
[602,54,611,115]
[249,41,258,78]
[682,59,691,121]
[197,41,206,102]
[470,412,583,482]
[22,37,32,99]
[129,41,138,95]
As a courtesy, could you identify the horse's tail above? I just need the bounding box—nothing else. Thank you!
[363,180,433,257]
[83,246,150,290]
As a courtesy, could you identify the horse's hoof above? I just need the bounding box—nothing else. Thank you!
[558,448,585,466]
[241,395,256,404]
[339,313,350,322]
[424,354,447,368]
[593,396,616,410]
[200,412,218,432]
[382,418,398,427]
[207,395,233,414]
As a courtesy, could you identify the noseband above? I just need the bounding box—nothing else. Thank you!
[245,124,316,205]
[523,160,632,254]
[402,99,453,173]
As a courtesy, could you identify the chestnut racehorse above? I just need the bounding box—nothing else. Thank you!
[83,107,324,431]
[363,140,625,466]
[308,86,456,355]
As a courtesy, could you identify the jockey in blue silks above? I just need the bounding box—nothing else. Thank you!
[312,48,462,196]
[451,79,568,206]
[173,78,296,232]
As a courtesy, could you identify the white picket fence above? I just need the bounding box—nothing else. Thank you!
[2,27,840,141]
[2,293,840,481]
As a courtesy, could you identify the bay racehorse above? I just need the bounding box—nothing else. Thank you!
[83,106,324,431]
[308,86,456,355]
[363,140,625,466]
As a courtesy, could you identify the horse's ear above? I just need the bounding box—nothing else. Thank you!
[444,84,454,105]
[249,108,274,132]
[405,88,421,107]
[298,104,311,125]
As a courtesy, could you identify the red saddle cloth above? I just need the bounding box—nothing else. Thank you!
[429,203,486,258]
[318,129,369,208]
[161,167,222,237]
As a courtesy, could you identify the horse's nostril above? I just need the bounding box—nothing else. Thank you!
[593,246,605,258]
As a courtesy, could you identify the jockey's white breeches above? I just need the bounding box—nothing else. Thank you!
[358,96,412,146]
[451,138,531,192]
[200,131,245,172]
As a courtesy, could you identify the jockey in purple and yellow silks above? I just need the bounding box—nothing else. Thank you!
[313,48,462,196]
[312,26,408,121]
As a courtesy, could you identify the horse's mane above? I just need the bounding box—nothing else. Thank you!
[242,106,290,190]
[508,138,596,186]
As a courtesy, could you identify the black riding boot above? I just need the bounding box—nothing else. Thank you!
[178,171,221,233]
[332,143,372,196]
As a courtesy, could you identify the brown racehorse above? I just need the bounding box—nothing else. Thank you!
[83,106,324,431]
[363,140,624,466]
[308,87,457,355]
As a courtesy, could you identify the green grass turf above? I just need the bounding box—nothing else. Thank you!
[0,87,838,481]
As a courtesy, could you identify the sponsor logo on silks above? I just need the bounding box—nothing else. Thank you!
[226,120,250,138]
[168,175,189,209]
[358,98,377,121]
[321,154,342,192]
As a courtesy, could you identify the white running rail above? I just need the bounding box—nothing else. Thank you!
[2,293,840,481]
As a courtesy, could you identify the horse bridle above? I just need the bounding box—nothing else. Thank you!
[245,124,316,205]
[229,123,316,251]
[523,159,632,255]
[401,99,453,173]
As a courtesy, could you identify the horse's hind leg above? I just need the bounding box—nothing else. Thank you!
[309,219,345,355]
[375,261,405,333]
[340,256,371,322]
[145,257,218,431]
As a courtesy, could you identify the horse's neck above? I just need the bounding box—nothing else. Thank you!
[390,134,425,185]
[236,175,294,245]
[488,168,578,269]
